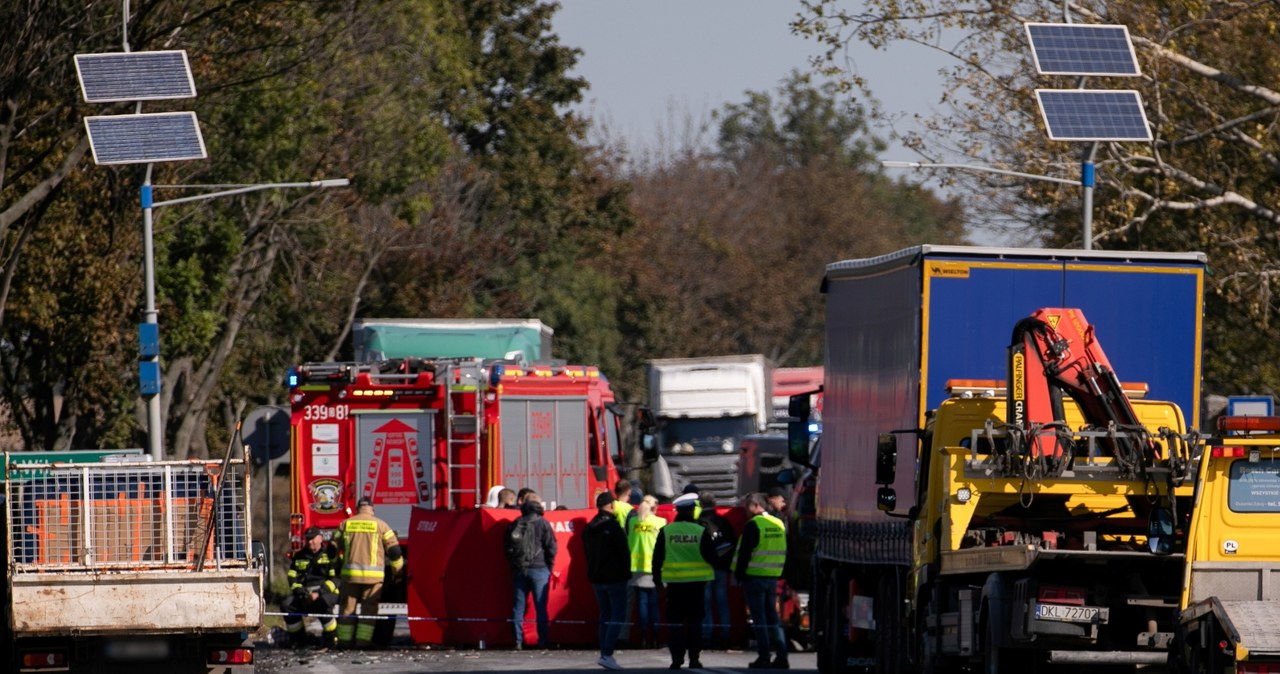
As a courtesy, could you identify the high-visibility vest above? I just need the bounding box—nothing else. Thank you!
[734,513,786,578]
[614,500,634,530]
[661,521,713,583]
[628,514,665,573]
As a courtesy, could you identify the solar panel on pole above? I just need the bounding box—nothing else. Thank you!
[1025,23,1140,77]
[1035,89,1152,142]
[84,112,208,165]
[75,50,196,103]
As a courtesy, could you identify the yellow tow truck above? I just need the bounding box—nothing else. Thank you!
[1173,415,1280,674]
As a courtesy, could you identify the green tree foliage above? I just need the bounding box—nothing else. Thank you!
[620,74,965,385]
[0,1,959,457]
[795,0,1280,406]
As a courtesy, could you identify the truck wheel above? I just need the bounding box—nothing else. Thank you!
[814,569,830,673]
[982,614,1035,674]
[825,567,852,674]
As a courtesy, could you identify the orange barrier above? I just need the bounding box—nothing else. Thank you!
[407,505,752,647]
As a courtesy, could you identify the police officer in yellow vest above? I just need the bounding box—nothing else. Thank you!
[734,492,789,670]
[653,493,718,670]
[334,498,404,648]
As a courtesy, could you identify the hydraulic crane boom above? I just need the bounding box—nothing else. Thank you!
[1008,307,1158,465]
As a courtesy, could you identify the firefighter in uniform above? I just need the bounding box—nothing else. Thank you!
[653,493,718,670]
[282,527,341,647]
[734,492,789,669]
[334,498,404,648]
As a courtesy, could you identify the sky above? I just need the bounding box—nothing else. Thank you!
[552,0,951,159]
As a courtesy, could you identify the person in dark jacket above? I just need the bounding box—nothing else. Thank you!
[281,527,341,648]
[697,493,737,648]
[584,491,631,670]
[504,493,557,649]
[654,493,719,670]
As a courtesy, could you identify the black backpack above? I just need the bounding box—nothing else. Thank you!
[506,518,542,570]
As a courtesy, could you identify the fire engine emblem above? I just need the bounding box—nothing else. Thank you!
[309,478,345,514]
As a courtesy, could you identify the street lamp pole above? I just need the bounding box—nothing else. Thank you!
[138,178,350,460]
[880,160,1093,249]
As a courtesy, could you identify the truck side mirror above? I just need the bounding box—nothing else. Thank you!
[641,432,658,464]
[637,407,658,464]
[1147,507,1175,555]
[787,421,811,465]
[788,393,811,420]
[875,434,897,485]
[877,486,897,512]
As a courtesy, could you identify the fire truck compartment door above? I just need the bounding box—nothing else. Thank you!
[356,411,437,535]
[500,396,589,509]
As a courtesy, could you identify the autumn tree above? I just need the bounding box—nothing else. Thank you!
[621,73,965,383]
[795,0,1280,404]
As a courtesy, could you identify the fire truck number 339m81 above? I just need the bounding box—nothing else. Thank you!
[302,404,350,421]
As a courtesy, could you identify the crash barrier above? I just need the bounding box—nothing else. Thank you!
[7,459,251,571]
[406,505,758,647]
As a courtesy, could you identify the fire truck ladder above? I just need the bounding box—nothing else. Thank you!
[444,360,486,508]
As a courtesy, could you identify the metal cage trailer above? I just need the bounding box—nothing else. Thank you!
[1,452,263,674]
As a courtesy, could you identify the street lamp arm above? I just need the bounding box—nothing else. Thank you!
[149,179,350,208]
[881,161,1079,187]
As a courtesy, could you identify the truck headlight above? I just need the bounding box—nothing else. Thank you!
[956,487,972,503]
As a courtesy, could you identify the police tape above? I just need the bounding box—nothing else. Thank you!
[262,610,741,629]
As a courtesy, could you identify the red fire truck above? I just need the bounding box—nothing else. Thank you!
[287,357,626,543]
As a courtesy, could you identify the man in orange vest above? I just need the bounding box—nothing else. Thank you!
[334,498,404,648]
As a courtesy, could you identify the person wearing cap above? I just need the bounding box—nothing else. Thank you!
[484,484,507,508]
[680,484,703,519]
[334,498,404,648]
[653,493,718,670]
[734,493,789,669]
[584,491,631,670]
[281,526,340,648]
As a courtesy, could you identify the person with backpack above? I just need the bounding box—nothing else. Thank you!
[504,492,557,649]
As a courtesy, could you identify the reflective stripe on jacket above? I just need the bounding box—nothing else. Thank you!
[336,512,400,584]
[734,512,786,578]
[628,514,665,573]
[660,521,713,583]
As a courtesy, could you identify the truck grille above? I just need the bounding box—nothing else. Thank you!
[665,454,741,504]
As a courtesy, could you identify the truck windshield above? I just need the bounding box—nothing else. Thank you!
[661,416,757,454]
[1228,458,1280,512]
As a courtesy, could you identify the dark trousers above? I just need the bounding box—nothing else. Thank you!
[593,581,628,657]
[512,566,551,647]
[664,581,707,665]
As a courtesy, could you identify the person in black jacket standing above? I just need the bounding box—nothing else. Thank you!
[504,493,557,649]
[584,491,631,670]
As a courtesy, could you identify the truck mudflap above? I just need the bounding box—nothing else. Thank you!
[1184,598,1280,660]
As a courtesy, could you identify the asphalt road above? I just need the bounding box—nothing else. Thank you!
[256,645,816,674]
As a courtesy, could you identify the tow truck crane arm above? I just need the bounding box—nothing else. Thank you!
[1008,307,1158,466]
